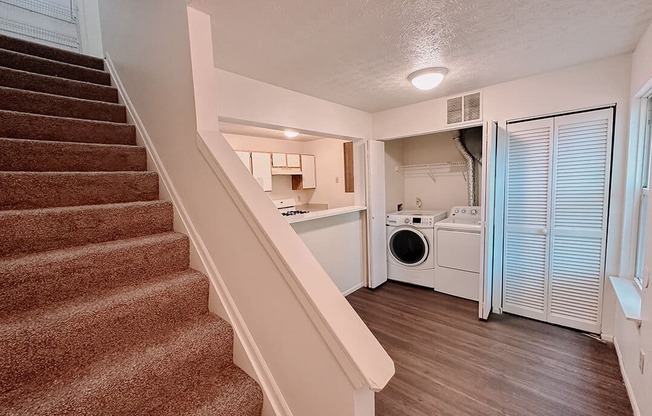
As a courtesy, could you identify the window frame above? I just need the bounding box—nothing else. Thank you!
[634,97,652,289]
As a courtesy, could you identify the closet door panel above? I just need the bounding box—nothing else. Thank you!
[548,109,613,333]
[503,119,554,320]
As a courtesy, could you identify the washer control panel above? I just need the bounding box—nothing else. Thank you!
[386,215,434,227]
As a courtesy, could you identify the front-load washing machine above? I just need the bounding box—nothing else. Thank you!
[386,210,447,288]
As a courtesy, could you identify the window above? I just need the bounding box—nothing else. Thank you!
[634,97,652,287]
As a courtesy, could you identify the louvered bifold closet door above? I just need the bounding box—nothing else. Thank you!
[503,119,554,321]
[547,109,613,333]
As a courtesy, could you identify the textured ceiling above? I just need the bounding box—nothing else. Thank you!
[205,0,652,113]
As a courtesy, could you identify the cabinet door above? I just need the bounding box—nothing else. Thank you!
[272,153,287,167]
[235,151,251,173]
[251,152,272,192]
[287,154,301,168]
[301,154,316,189]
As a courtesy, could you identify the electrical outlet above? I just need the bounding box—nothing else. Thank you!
[640,349,645,374]
[297,195,301,202]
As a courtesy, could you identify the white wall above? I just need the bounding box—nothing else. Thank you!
[373,54,632,337]
[384,139,404,213]
[292,212,365,295]
[215,69,373,140]
[303,139,355,209]
[614,21,652,416]
[98,2,393,415]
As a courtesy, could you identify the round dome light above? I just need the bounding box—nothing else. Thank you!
[408,67,448,90]
[284,129,299,138]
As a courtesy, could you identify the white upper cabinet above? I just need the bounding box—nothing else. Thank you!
[287,154,301,168]
[235,151,251,173]
[301,154,316,189]
[272,153,287,167]
[251,152,272,192]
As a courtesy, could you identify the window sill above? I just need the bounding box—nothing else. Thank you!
[609,276,642,325]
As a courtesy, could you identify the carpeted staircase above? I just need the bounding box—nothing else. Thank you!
[0,34,263,415]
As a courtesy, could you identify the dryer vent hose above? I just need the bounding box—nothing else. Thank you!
[453,137,476,206]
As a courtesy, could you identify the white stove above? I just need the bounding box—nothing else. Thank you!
[272,198,309,217]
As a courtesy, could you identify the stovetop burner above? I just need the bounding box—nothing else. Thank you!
[281,210,309,216]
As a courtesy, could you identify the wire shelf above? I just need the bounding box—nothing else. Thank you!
[0,0,76,22]
[0,17,79,49]
[397,162,468,182]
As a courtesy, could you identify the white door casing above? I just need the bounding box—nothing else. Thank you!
[479,121,498,320]
[366,140,388,288]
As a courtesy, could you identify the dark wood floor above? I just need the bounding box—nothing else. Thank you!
[347,282,632,416]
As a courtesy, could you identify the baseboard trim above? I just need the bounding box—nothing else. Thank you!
[613,337,641,416]
[105,53,291,416]
[343,282,364,297]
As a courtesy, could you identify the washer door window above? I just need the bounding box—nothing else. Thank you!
[388,227,429,267]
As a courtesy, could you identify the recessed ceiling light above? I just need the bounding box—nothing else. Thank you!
[284,129,299,138]
[408,67,448,90]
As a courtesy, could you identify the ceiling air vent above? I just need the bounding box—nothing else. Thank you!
[447,96,463,124]
[447,92,482,124]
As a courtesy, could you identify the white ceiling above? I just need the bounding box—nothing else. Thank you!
[206,0,652,113]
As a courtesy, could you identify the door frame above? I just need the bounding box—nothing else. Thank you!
[494,105,617,328]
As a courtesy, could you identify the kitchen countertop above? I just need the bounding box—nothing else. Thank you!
[287,205,366,224]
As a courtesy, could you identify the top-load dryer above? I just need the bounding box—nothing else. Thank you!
[386,210,447,288]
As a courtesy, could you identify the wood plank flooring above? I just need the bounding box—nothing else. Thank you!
[347,282,632,416]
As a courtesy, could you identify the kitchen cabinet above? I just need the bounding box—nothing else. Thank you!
[251,152,272,192]
[272,153,287,167]
[287,154,301,168]
[292,154,316,190]
[235,151,251,173]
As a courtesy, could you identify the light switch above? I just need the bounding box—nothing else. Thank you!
[335,176,339,183]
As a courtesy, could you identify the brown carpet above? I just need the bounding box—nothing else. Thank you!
[0,34,263,415]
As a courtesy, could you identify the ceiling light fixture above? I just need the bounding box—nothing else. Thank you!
[408,67,448,90]
[284,129,299,138]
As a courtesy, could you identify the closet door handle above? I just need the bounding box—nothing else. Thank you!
[539,228,548,235]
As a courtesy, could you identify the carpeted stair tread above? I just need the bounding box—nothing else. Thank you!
[0,110,135,145]
[155,365,264,416]
[2,314,244,415]
[0,270,212,396]
[0,34,104,70]
[0,232,189,317]
[0,200,173,257]
[0,66,118,103]
[0,34,263,415]
[0,137,147,172]
[0,171,159,210]
[0,48,110,85]
[0,86,126,122]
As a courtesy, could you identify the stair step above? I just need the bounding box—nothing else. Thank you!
[1,315,255,415]
[0,270,211,395]
[0,66,118,103]
[156,365,263,416]
[0,48,110,86]
[0,200,173,257]
[0,34,104,70]
[0,232,189,320]
[0,138,146,172]
[0,171,158,210]
[0,110,135,145]
[0,86,126,122]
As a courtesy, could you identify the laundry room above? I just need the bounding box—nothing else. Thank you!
[384,126,483,214]
[383,126,484,300]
